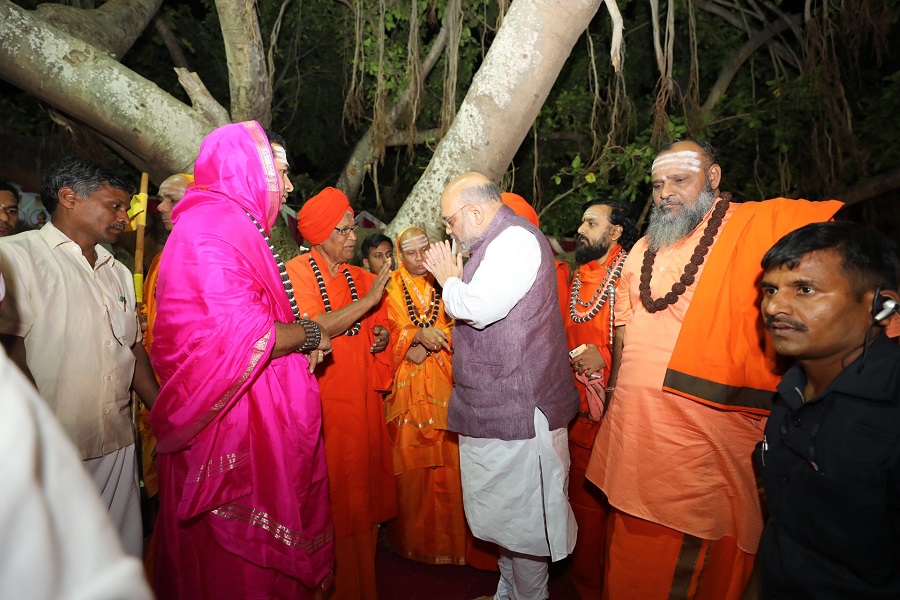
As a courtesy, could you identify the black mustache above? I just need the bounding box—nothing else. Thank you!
[765,316,807,332]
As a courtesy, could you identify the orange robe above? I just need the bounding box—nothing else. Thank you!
[140,251,163,580]
[138,251,162,498]
[382,267,466,564]
[142,251,162,353]
[286,249,396,600]
[563,246,623,599]
[587,198,842,599]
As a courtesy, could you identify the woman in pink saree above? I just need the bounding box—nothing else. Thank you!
[150,121,333,598]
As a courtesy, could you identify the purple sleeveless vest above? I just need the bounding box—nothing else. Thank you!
[448,204,578,440]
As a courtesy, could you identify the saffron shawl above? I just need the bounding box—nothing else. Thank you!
[149,121,333,590]
[663,198,843,413]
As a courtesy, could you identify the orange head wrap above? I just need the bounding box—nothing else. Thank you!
[298,187,355,245]
[501,192,539,228]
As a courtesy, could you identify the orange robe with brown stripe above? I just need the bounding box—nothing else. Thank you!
[587,198,842,599]
[287,249,396,600]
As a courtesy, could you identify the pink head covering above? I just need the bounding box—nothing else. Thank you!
[501,192,540,228]
[298,187,355,245]
[175,121,282,231]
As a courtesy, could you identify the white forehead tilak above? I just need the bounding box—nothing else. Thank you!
[272,145,289,168]
[400,233,429,252]
[651,150,702,175]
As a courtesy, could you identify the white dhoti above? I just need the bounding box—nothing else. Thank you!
[83,444,143,558]
[459,408,577,600]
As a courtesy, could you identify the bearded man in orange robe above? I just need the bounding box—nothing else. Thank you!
[286,188,396,600]
[381,225,467,565]
[564,200,637,599]
[586,139,843,599]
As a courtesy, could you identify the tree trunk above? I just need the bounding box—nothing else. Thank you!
[385,0,605,240]
[35,0,162,60]
[215,0,272,126]
[839,166,900,205]
[0,1,216,181]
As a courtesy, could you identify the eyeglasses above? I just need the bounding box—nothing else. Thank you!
[333,225,360,237]
[441,204,471,228]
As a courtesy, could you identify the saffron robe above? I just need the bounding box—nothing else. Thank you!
[563,245,623,599]
[139,251,162,498]
[382,266,467,564]
[587,198,841,598]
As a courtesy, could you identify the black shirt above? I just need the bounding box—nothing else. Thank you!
[758,334,900,599]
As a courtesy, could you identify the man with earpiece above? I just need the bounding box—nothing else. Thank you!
[757,221,900,599]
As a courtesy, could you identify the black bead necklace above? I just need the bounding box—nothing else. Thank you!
[309,256,361,336]
[246,211,300,322]
[639,194,730,313]
[401,275,440,328]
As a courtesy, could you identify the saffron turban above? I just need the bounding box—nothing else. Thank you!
[501,192,540,228]
[298,187,354,245]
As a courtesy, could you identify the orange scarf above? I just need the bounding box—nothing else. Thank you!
[663,198,843,414]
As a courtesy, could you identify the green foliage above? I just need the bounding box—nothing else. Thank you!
[3,0,900,237]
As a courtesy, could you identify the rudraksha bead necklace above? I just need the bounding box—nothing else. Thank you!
[309,256,361,336]
[639,194,730,314]
[245,210,300,322]
[401,274,440,328]
[570,247,628,326]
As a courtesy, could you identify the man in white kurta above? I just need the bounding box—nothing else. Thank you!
[0,157,159,557]
[425,172,578,600]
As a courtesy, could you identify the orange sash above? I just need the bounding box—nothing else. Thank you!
[663,198,842,414]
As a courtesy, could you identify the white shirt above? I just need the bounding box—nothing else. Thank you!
[0,223,140,459]
[0,347,152,600]
[441,225,541,329]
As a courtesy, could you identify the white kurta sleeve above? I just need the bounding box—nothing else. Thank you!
[441,226,541,329]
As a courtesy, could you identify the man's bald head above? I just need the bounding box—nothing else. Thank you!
[440,172,503,251]
[157,173,193,232]
[159,173,192,200]
[398,226,429,249]
[398,226,430,276]
[442,172,502,209]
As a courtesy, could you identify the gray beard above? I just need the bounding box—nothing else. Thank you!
[455,233,473,252]
[645,186,717,252]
